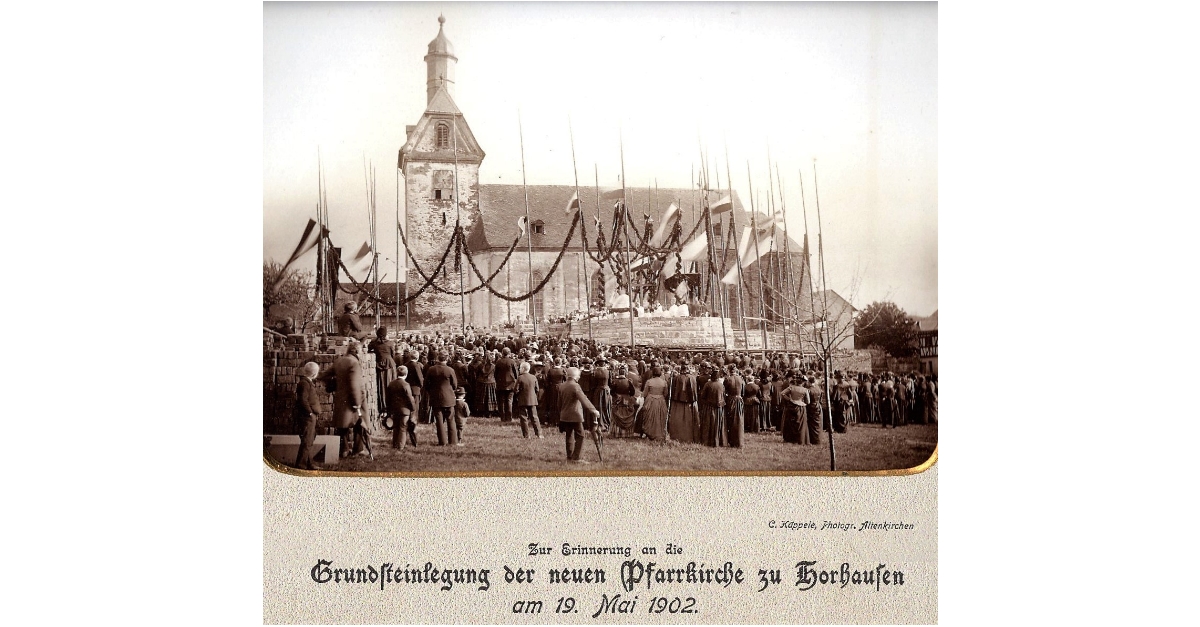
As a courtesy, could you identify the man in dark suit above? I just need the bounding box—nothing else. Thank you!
[494,347,519,423]
[293,362,323,470]
[321,341,370,459]
[424,351,459,445]
[557,367,600,463]
[514,361,541,439]
[386,365,417,448]
[403,350,425,425]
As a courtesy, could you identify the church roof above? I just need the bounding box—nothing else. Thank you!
[467,185,751,253]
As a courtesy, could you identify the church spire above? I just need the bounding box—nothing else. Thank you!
[424,14,457,104]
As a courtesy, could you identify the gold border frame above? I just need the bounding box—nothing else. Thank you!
[262,444,936,478]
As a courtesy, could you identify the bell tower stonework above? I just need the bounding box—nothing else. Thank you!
[399,15,485,325]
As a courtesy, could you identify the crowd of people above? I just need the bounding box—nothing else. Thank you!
[287,303,938,470]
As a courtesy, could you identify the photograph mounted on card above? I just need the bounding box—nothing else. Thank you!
[263,3,937,477]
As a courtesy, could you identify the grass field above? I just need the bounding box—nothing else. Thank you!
[283,416,937,474]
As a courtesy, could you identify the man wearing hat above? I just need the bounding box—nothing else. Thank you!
[514,361,542,438]
[321,340,372,459]
[424,351,459,445]
[337,302,366,340]
[386,365,417,448]
[558,367,600,462]
[494,347,519,423]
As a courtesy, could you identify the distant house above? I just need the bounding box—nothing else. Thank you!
[798,289,858,353]
[912,310,938,374]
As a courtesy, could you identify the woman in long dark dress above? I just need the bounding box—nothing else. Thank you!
[541,357,566,428]
[478,352,498,418]
[368,326,397,418]
[805,376,824,444]
[698,368,726,447]
[666,364,698,443]
[639,366,669,442]
[609,365,639,437]
[743,371,760,434]
[724,365,744,448]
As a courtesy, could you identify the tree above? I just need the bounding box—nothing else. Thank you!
[854,301,916,358]
[263,261,318,332]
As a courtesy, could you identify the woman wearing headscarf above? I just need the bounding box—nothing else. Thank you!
[609,364,640,438]
[782,373,813,445]
[638,366,670,442]
[540,356,567,428]
[477,350,498,419]
[698,366,726,447]
[724,365,745,448]
[666,363,698,443]
[743,370,761,435]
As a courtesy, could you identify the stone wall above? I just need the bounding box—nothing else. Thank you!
[568,316,736,348]
[404,155,481,325]
[263,336,380,435]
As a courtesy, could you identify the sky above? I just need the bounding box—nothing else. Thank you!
[264,1,937,317]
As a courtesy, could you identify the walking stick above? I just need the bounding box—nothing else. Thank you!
[591,419,604,462]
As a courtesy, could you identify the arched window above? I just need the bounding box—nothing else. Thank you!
[530,270,544,322]
[436,122,450,149]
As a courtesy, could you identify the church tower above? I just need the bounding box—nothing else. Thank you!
[424,14,456,103]
[399,15,485,325]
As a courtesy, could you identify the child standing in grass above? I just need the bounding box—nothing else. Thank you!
[454,387,470,446]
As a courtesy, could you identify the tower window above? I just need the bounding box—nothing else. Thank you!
[532,220,545,235]
[436,122,450,149]
[432,170,453,201]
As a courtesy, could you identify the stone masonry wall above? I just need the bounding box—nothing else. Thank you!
[263,336,380,435]
[404,157,480,325]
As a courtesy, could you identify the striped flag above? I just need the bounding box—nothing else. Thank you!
[720,226,774,285]
[563,191,581,215]
[271,218,320,291]
[709,195,733,215]
[679,232,709,262]
[649,202,679,247]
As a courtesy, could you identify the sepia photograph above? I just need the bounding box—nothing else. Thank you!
[262,2,937,474]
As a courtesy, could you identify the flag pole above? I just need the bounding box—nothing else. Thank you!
[723,146,749,351]
[451,114,466,335]
[518,111,536,336]
[403,164,408,331]
[619,128,635,352]
[776,161,798,350]
[812,159,835,471]
[746,161,770,359]
[568,116,592,342]
[594,164,603,320]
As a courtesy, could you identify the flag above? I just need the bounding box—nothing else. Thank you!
[709,195,733,215]
[341,242,372,282]
[563,191,581,215]
[649,202,678,247]
[720,227,774,285]
[679,232,708,262]
[517,215,527,237]
[271,218,320,291]
[660,251,680,280]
